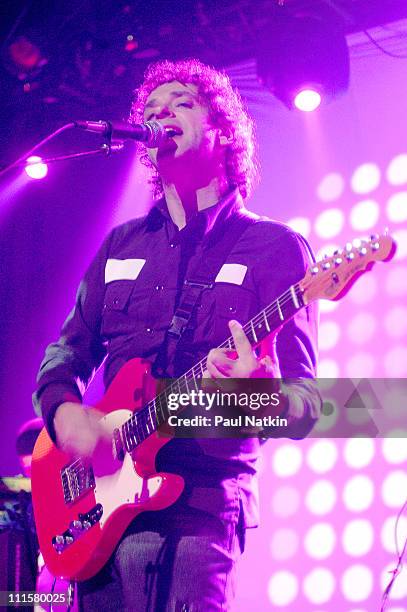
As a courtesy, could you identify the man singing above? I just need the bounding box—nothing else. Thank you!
[33,58,320,611]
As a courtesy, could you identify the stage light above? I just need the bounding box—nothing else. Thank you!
[270,528,299,560]
[319,321,341,351]
[343,475,374,512]
[268,571,298,606]
[317,358,340,378]
[286,216,311,237]
[271,486,301,518]
[347,312,377,345]
[341,565,373,602]
[385,266,407,297]
[272,444,303,477]
[350,199,380,231]
[387,153,407,185]
[314,208,344,238]
[307,441,338,474]
[342,519,374,557]
[386,191,407,223]
[343,438,375,469]
[382,437,407,464]
[345,352,376,377]
[293,88,321,112]
[384,306,407,338]
[304,523,336,559]
[303,568,335,604]
[392,229,407,260]
[305,480,337,515]
[351,163,381,194]
[384,347,407,377]
[25,156,48,179]
[317,172,345,202]
[381,515,407,553]
[257,13,350,110]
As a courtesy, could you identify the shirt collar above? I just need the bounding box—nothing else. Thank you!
[153,188,246,243]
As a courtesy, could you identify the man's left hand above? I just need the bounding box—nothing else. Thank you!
[204,319,280,379]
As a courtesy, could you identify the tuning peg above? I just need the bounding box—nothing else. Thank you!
[322,262,331,270]
[345,242,353,252]
[370,233,379,241]
[311,266,319,275]
[358,247,368,255]
[346,252,355,261]
[334,257,343,266]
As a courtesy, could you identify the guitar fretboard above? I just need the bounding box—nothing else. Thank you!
[120,281,304,452]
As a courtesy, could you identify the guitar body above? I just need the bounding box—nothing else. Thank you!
[31,358,184,581]
[31,233,396,582]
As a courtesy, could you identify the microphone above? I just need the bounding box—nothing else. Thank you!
[74,120,167,148]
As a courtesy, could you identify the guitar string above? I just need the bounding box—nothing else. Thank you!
[124,281,303,447]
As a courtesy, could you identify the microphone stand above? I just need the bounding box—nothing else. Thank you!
[0,123,124,179]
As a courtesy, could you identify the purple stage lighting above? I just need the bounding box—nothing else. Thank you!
[25,156,48,179]
[294,89,321,112]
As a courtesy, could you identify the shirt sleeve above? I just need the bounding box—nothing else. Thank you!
[253,227,321,438]
[32,230,114,442]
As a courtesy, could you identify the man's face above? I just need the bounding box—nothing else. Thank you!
[143,80,222,169]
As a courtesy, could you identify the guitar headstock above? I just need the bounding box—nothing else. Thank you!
[300,233,397,303]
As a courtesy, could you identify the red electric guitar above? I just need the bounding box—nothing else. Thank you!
[31,233,396,580]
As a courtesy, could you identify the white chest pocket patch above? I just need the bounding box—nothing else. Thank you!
[105,258,146,284]
[215,263,247,286]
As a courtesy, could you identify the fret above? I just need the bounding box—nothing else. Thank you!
[276,298,284,321]
[190,372,199,392]
[250,319,258,343]
[290,285,300,309]
[198,361,205,377]
[227,337,233,350]
[263,310,270,332]
[148,403,155,430]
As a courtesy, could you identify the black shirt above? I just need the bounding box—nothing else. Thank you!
[33,189,320,527]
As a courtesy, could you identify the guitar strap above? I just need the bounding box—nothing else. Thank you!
[152,211,258,378]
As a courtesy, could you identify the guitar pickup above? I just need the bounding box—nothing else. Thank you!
[113,427,125,461]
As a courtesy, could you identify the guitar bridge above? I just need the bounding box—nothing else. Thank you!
[61,460,95,504]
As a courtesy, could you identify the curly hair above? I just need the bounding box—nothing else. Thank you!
[129,58,259,200]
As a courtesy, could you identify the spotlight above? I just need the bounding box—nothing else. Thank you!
[257,13,350,110]
[25,156,48,180]
[294,89,321,112]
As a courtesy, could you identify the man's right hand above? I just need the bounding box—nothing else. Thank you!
[54,402,105,457]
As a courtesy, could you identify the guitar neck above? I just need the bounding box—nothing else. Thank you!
[121,281,304,452]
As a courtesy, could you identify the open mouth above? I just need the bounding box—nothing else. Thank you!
[164,125,183,137]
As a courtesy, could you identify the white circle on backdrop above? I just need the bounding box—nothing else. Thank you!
[346,312,377,345]
[382,437,407,463]
[305,480,337,515]
[351,163,381,194]
[318,358,340,378]
[343,438,375,469]
[348,273,378,304]
[392,229,407,260]
[384,346,407,376]
[342,519,374,556]
[271,486,301,517]
[384,306,407,338]
[381,515,407,554]
[286,216,311,238]
[341,565,373,601]
[380,563,407,600]
[303,568,336,604]
[307,440,338,473]
[319,321,341,351]
[268,571,299,606]
[387,191,407,223]
[382,471,407,508]
[270,528,299,561]
[314,209,345,239]
[317,172,345,202]
[304,523,336,559]
[343,475,374,512]
[385,266,407,297]
[349,199,380,230]
[272,444,303,477]
[387,153,407,185]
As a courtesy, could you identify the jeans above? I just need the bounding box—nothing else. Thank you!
[77,501,245,612]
